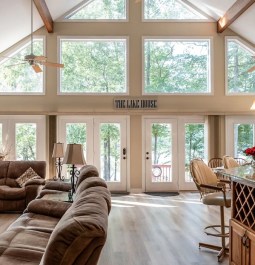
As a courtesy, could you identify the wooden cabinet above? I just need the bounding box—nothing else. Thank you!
[229,179,255,265]
[229,219,255,265]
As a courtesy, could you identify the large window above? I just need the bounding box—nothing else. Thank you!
[65,0,127,20]
[0,116,45,161]
[143,0,207,20]
[143,38,211,94]
[0,38,44,94]
[226,37,255,94]
[59,37,128,94]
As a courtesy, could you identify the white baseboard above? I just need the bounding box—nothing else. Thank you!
[130,188,143,193]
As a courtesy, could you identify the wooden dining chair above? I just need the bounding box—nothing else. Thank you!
[208,158,223,168]
[222,155,239,169]
[234,157,248,166]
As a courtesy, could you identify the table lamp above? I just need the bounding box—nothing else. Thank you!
[63,143,86,199]
[52,142,64,181]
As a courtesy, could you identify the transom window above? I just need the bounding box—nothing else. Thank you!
[59,37,128,94]
[143,38,211,94]
[65,0,127,20]
[0,38,44,94]
[143,0,207,20]
[226,37,255,95]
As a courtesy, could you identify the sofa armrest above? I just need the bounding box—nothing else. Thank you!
[24,199,71,218]
[25,178,45,187]
[43,181,71,192]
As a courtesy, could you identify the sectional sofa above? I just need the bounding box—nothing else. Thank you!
[0,165,111,265]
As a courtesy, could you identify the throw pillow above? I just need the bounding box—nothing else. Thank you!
[16,167,41,187]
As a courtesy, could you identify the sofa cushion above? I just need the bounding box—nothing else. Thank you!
[0,185,26,199]
[16,167,41,188]
[7,212,60,234]
[76,176,107,196]
[75,165,99,188]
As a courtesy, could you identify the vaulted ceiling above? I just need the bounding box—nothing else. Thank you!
[0,0,254,54]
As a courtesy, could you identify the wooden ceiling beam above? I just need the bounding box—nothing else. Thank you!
[33,0,53,33]
[217,0,255,33]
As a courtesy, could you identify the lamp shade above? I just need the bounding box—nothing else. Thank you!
[63,144,86,165]
[52,143,64,158]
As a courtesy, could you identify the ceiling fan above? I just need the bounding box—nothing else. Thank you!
[1,0,64,73]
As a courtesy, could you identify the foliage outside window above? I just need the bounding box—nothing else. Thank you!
[16,123,36,160]
[66,123,87,157]
[185,123,205,182]
[0,39,44,93]
[67,0,126,20]
[144,39,211,94]
[227,38,255,94]
[143,0,206,20]
[60,38,127,94]
[234,124,254,158]
[100,123,120,182]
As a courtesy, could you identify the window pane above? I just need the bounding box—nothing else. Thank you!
[0,39,44,93]
[67,0,126,20]
[227,40,255,94]
[185,124,205,182]
[16,123,36,160]
[66,123,87,158]
[144,0,206,20]
[151,123,172,182]
[144,40,210,94]
[60,39,127,93]
[234,124,254,158]
[100,123,121,182]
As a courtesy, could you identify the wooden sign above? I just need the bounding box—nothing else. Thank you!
[114,97,158,109]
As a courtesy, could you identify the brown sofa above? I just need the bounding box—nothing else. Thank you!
[0,165,111,265]
[0,161,46,212]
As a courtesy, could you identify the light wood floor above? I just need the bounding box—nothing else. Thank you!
[0,192,230,265]
[99,192,230,265]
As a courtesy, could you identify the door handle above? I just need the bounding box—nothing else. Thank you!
[123,148,127,159]
[146,151,149,159]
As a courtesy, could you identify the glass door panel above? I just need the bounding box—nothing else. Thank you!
[15,123,36,160]
[145,119,178,192]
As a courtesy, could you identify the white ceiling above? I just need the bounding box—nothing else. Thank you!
[0,0,255,54]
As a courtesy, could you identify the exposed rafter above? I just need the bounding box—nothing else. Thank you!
[217,0,255,33]
[33,0,53,33]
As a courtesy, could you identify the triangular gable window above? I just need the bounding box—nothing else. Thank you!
[66,0,126,20]
[226,38,255,94]
[0,38,44,93]
[144,0,207,20]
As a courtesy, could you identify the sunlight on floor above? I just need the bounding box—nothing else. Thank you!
[111,199,178,208]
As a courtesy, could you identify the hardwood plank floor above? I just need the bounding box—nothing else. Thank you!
[0,192,230,265]
[99,192,230,265]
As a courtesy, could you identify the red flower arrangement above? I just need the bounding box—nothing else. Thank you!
[244,147,255,157]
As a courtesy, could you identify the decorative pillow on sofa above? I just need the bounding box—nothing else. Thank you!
[16,167,41,187]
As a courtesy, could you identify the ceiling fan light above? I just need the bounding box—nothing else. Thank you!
[250,100,255,110]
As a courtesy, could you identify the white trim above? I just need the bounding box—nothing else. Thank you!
[142,0,214,22]
[142,36,213,95]
[0,36,46,95]
[57,0,128,22]
[225,36,255,96]
[130,189,143,193]
[57,36,129,95]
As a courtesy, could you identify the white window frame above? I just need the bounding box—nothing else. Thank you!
[0,115,46,161]
[225,115,255,157]
[58,0,129,22]
[225,36,255,96]
[142,36,214,95]
[0,36,46,95]
[142,0,214,22]
[58,36,129,95]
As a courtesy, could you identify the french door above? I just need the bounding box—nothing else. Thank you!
[143,116,207,192]
[57,116,129,192]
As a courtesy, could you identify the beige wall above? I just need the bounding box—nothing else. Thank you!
[1,1,255,189]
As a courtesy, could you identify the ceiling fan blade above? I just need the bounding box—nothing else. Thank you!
[40,61,64,68]
[4,62,27,67]
[0,56,25,62]
[247,65,255,73]
[32,64,43,73]
[34,56,47,61]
